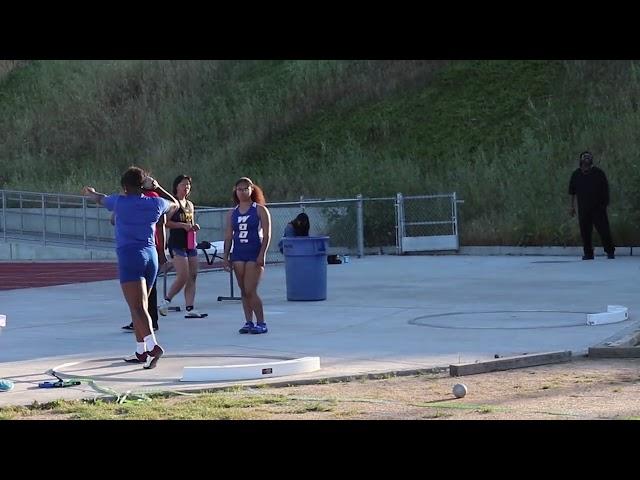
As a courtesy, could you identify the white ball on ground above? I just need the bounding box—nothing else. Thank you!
[453,383,467,398]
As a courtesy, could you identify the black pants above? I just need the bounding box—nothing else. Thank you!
[148,279,159,329]
[579,206,615,256]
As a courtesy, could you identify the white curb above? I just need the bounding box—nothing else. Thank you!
[587,305,629,326]
[181,356,321,382]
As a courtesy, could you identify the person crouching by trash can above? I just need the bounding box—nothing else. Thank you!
[278,212,310,253]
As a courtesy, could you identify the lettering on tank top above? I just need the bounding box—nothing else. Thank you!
[175,201,194,225]
[234,205,262,245]
[237,215,250,243]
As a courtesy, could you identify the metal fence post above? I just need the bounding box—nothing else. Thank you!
[1,190,5,242]
[19,192,23,232]
[58,195,62,240]
[96,203,101,244]
[452,192,458,236]
[82,197,87,248]
[42,193,46,245]
[395,192,404,255]
[356,194,364,258]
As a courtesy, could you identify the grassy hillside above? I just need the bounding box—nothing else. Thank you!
[0,60,445,196]
[1,59,639,245]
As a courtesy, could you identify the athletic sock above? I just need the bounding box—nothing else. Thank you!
[136,342,145,355]
[144,334,157,350]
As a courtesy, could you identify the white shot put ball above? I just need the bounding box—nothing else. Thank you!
[142,177,155,190]
[452,383,468,398]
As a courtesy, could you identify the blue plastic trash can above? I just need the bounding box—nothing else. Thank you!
[282,236,329,301]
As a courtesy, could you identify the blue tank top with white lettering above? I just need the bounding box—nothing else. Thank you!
[231,203,263,259]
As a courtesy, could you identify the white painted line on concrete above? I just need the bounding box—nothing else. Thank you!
[181,356,321,382]
[50,361,82,372]
[587,305,629,326]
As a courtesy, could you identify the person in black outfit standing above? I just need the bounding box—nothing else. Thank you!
[568,151,615,260]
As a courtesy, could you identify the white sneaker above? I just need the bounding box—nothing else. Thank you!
[158,299,170,316]
[185,309,208,318]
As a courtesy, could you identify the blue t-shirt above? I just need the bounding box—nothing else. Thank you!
[104,194,172,249]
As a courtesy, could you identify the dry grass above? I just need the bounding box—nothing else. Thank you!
[239,357,640,420]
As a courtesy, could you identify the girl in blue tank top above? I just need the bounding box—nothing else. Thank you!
[223,177,272,335]
[231,202,263,262]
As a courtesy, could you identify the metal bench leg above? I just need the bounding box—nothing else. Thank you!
[217,268,241,301]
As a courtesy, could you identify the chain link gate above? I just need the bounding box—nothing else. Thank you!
[395,193,460,254]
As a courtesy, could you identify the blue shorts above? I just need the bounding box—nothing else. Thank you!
[117,245,158,289]
[170,247,198,258]
[231,246,261,263]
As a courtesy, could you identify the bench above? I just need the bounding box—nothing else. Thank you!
[160,240,241,302]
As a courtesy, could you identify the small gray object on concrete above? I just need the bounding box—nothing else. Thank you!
[453,383,467,398]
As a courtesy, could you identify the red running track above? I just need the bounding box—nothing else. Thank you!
[0,261,222,291]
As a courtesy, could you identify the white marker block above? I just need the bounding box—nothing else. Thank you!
[587,305,629,326]
[0,314,5,328]
[181,356,321,382]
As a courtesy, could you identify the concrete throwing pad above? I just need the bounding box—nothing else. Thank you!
[181,356,321,382]
[2,254,640,407]
[411,311,595,329]
[450,351,572,377]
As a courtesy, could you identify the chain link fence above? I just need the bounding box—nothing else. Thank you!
[0,189,114,248]
[0,189,460,259]
[196,197,364,263]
